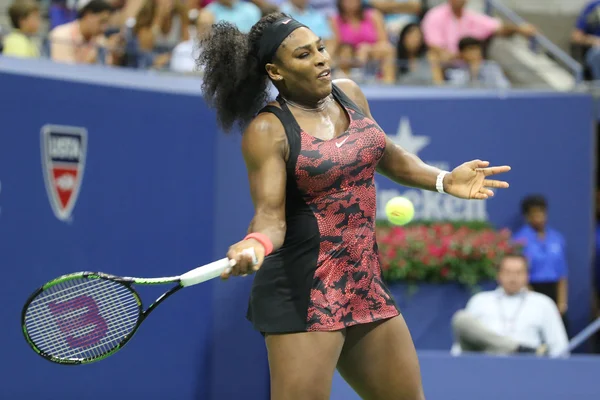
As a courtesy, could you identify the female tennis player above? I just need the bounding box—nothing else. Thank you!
[198,13,510,400]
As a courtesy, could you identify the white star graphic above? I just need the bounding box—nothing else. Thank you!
[388,117,430,157]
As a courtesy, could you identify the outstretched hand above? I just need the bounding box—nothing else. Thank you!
[445,160,511,200]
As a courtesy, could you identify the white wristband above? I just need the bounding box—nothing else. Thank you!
[436,171,449,194]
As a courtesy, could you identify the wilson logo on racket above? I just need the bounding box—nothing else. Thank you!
[41,125,87,222]
[47,295,108,349]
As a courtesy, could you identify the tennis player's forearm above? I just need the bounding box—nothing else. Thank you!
[377,149,451,192]
[247,216,286,251]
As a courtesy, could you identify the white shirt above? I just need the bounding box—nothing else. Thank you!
[170,39,202,74]
[454,288,569,358]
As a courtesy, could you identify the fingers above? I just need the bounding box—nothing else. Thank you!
[480,166,511,176]
[222,243,262,280]
[466,159,489,169]
[483,179,509,189]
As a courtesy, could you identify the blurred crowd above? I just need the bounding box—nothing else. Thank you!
[0,0,541,87]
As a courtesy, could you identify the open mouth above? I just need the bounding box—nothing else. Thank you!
[317,69,331,79]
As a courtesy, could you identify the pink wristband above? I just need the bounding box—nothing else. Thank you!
[244,232,273,256]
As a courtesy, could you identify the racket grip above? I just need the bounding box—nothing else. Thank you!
[224,248,257,275]
[179,258,234,287]
[179,248,257,287]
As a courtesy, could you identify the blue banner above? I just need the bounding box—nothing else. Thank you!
[0,60,217,400]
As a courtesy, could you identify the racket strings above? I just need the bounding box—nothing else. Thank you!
[26,280,134,359]
[24,278,140,361]
[26,279,138,360]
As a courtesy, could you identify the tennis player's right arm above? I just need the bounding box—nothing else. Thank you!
[223,114,288,279]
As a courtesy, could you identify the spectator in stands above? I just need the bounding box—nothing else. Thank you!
[49,0,118,65]
[331,42,361,79]
[445,37,510,88]
[512,195,569,330]
[199,0,262,34]
[3,0,40,58]
[367,0,422,41]
[421,0,536,63]
[132,0,190,68]
[395,22,442,84]
[280,0,334,50]
[330,0,396,83]
[170,15,203,73]
[451,254,569,358]
[571,0,600,80]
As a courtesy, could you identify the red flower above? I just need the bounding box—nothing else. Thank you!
[385,248,397,259]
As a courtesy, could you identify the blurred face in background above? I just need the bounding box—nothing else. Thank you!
[20,9,41,34]
[525,206,547,232]
[497,256,529,295]
[449,0,466,13]
[339,0,362,16]
[82,10,111,37]
[460,44,482,64]
[403,25,424,55]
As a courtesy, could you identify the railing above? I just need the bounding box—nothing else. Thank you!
[484,0,584,83]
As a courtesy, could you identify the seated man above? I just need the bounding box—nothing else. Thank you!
[422,0,535,63]
[49,0,116,65]
[451,254,569,358]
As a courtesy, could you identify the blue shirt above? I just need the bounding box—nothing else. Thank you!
[512,225,568,283]
[280,3,333,40]
[575,1,600,37]
[206,1,262,34]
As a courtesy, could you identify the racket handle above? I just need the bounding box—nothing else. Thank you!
[179,248,257,287]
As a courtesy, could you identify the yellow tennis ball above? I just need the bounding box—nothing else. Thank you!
[385,196,414,226]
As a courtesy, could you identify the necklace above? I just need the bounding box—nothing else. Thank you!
[497,291,527,334]
[281,95,332,112]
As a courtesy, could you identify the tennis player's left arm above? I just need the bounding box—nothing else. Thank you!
[335,79,450,192]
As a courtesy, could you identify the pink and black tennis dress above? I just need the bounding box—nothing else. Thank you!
[246,84,400,333]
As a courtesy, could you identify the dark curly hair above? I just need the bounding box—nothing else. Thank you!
[197,13,288,133]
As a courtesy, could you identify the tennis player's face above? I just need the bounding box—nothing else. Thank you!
[273,28,332,100]
[498,257,528,295]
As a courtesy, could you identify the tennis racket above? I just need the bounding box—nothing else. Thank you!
[21,248,256,365]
